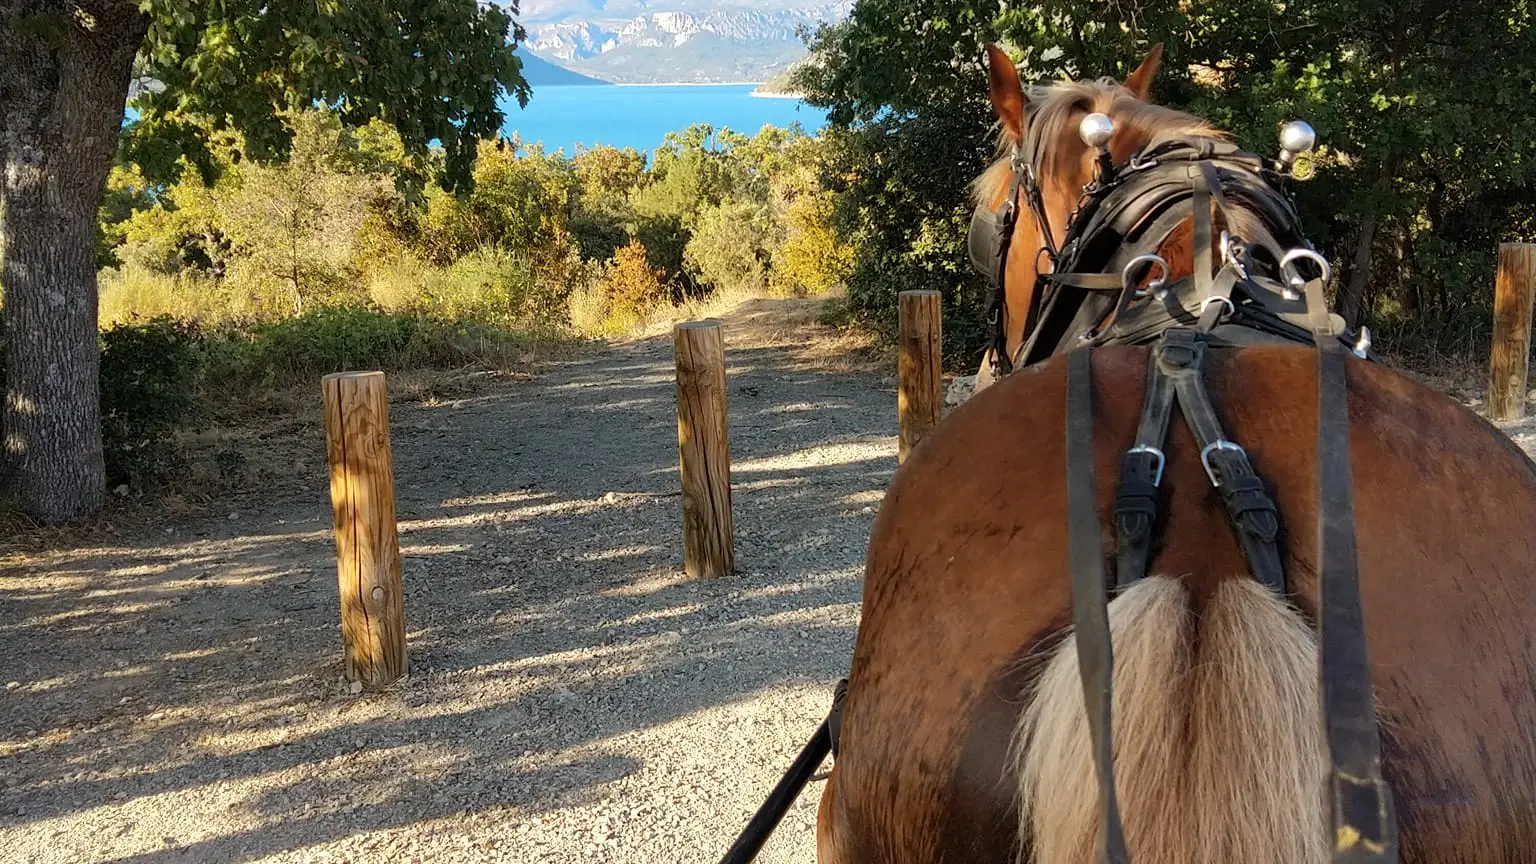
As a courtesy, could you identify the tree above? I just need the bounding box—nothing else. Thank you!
[796,0,1536,366]
[0,0,532,521]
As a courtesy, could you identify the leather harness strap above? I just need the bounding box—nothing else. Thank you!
[1311,295,1400,863]
[1065,346,1132,864]
[1113,343,1176,592]
[1160,331,1288,596]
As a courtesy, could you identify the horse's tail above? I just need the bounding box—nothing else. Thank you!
[1010,575,1328,864]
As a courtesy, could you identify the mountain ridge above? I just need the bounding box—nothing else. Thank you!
[505,1,850,85]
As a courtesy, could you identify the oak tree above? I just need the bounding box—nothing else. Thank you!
[0,0,532,521]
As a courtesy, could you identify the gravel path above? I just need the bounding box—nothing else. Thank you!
[1,297,898,863]
[6,295,1535,864]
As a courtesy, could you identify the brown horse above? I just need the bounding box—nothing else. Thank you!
[814,44,1536,864]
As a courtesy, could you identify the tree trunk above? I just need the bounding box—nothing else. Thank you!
[0,2,147,521]
[1338,217,1378,330]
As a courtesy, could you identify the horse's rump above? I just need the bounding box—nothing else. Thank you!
[818,345,1536,863]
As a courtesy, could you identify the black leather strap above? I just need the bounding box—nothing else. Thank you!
[1114,345,1176,592]
[1047,271,1126,291]
[1155,329,1288,595]
[1191,164,1214,305]
[1064,347,1131,864]
[1313,306,1400,863]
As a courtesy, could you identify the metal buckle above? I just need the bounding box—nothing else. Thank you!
[1200,294,1235,321]
[1220,231,1250,280]
[1200,441,1245,486]
[1122,254,1169,299]
[1128,444,1166,487]
[1280,248,1332,301]
[1353,325,1372,359]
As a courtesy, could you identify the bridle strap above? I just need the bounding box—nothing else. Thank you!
[1064,346,1132,864]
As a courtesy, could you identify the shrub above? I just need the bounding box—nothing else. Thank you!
[98,317,206,490]
[685,200,775,295]
[772,191,855,296]
[238,306,421,388]
[602,239,671,326]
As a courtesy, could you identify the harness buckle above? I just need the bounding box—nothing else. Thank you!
[1200,440,1247,487]
[1127,444,1166,487]
[1219,230,1251,280]
[1200,294,1236,321]
[1281,248,1333,302]
[1122,254,1169,300]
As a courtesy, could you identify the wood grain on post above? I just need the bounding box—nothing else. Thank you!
[674,321,734,579]
[321,371,407,690]
[1488,243,1536,421]
[898,290,943,464]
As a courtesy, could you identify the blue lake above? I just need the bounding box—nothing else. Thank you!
[498,84,830,156]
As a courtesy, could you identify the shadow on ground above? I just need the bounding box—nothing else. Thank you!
[0,301,899,863]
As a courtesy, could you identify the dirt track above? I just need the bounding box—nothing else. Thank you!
[5,294,1535,864]
[1,296,896,863]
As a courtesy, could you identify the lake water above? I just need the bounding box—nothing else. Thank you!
[498,84,830,156]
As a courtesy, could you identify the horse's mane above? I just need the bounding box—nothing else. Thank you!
[972,77,1226,212]
[972,75,1281,262]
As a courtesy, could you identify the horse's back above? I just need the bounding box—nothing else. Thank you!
[820,344,1536,863]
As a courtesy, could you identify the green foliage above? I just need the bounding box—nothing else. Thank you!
[420,139,578,264]
[797,0,1536,362]
[685,200,776,295]
[602,239,671,324]
[97,318,206,490]
[774,190,856,297]
[815,106,998,367]
[83,107,862,501]
[121,0,532,195]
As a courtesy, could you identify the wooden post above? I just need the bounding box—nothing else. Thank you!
[321,371,407,690]
[1487,243,1536,421]
[674,321,734,579]
[898,290,943,464]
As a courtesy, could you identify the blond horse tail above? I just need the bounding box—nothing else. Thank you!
[1011,575,1328,863]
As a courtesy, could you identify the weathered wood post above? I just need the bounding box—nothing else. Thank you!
[674,321,734,579]
[1487,243,1536,421]
[898,290,943,464]
[321,371,407,690]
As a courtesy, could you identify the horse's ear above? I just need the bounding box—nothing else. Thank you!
[984,43,1026,143]
[1122,42,1164,100]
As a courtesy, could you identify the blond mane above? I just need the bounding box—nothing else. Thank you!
[972,77,1226,212]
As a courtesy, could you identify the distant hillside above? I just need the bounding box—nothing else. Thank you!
[517,49,610,86]
[511,2,852,84]
[753,60,810,97]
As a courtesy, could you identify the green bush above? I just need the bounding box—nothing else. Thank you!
[237,306,421,388]
[685,200,775,295]
[97,317,207,490]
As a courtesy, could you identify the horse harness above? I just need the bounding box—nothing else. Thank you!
[717,126,1398,864]
[976,126,1399,863]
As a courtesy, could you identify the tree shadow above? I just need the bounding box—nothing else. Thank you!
[0,313,898,861]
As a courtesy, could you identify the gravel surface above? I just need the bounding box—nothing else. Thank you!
[5,295,1533,864]
[0,297,897,864]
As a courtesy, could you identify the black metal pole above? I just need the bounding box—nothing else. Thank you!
[717,719,831,864]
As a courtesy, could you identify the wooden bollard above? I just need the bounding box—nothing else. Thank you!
[321,371,407,690]
[1488,243,1536,421]
[674,321,734,579]
[898,290,943,464]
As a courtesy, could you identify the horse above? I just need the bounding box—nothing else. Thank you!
[811,43,1536,864]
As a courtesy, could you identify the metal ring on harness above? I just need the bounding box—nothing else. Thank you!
[1122,253,1169,299]
[1127,444,1166,486]
[1200,294,1236,322]
[1199,440,1246,486]
[1281,248,1333,301]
